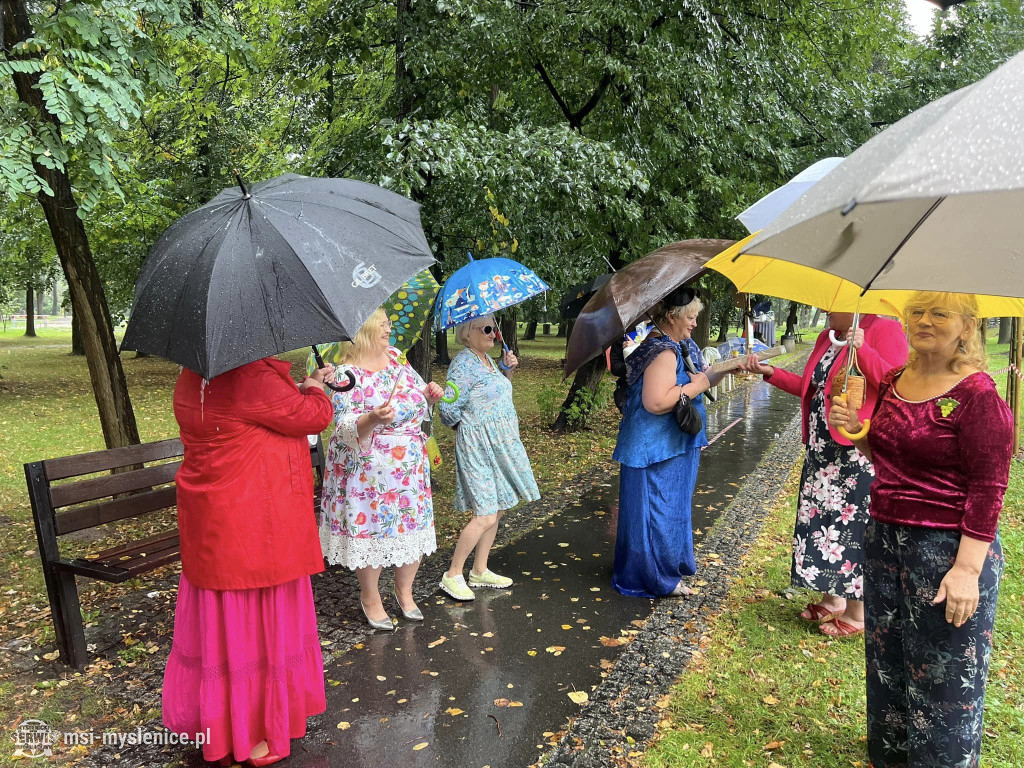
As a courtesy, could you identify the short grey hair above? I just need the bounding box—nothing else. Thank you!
[455,314,495,346]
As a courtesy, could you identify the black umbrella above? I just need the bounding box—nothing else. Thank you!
[559,273,612,319]
[121,173,435,381]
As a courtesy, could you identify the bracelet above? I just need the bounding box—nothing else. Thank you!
[678,387,689,404]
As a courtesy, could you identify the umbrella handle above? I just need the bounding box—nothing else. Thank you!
[828,329,849,347]
[441,381,460,404]
[837,419,871,441]
[311,345,356,392]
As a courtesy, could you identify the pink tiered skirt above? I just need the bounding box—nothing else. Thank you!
[162,573,326,763]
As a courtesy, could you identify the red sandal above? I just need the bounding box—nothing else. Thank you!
[820,617,864,638]
[801,602,840,622]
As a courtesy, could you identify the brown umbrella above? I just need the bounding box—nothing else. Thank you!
[563,238,734,376]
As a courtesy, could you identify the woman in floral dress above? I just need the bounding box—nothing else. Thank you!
[740,313,907,636]
[320,308,444,629]
[436,314,540,601]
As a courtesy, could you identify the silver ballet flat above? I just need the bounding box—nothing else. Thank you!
[360,600,395,631]
[393,589,424,621]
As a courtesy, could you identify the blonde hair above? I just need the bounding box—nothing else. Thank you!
[904,292,987,373]
[336,307,389,363]
[455,314,495,346]
[652,296,704,326]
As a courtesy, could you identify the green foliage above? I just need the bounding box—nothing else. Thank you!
[538,377,613,429]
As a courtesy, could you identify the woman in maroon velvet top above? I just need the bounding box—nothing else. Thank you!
[830,292,1013,768]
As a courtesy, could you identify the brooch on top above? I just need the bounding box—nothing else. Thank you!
[937,397,960,418]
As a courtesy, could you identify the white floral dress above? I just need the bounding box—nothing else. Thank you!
[792,345,873,599]
[319,347,437,569]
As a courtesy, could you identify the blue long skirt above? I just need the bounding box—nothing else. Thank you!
[611,449,700,598]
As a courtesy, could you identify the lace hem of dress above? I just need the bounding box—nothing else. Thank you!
[321,525,437,570]
[168,633,321,682]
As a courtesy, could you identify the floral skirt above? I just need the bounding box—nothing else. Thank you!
[162,574,326,763]
[792,442,872,598]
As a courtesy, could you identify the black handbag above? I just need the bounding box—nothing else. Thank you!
[673,395,703,434]
[674,344,704,434]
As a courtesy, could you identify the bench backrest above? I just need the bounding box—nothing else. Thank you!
[26,437,326,539]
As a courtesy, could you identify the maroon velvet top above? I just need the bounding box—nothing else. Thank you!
[867,368,1014,543]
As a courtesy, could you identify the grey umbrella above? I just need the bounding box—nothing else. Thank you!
[738,49,1024,298]
[121,173,435,380]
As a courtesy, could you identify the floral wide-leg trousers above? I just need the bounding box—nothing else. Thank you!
[864,519,1003,768]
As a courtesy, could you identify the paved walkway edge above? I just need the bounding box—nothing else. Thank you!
[541,411,805,768]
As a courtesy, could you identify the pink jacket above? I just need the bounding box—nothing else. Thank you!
[765,315,908,447]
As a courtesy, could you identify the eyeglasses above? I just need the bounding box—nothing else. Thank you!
[905,307,964,325]
[477,326,495,335]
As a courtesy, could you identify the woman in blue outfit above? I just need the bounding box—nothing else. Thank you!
[611,286,718,598]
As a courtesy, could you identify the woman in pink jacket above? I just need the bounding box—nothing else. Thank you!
[739,313,907,637]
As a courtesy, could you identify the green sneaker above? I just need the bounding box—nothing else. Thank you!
[440,573,475,601]
[468,569,513,589]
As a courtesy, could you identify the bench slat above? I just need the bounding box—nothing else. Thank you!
[59,536,181,583]
[49,461,181,509]
[87,530,180,562]
[55,486,178,536]
[43,438,183,481]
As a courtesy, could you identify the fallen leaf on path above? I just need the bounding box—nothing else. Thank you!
[413,742,429,751]
[445,708,464,716]
[567,691,589,704]
[427,636,447,648]
[336,722,350,730]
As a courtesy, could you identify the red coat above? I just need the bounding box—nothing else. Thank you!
[766,315,908,447]
[173,358,333,590]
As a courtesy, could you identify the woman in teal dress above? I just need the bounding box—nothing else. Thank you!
[612,286,716,598]
[437,314,540,600]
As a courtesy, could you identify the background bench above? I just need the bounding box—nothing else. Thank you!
[25,436,326,669]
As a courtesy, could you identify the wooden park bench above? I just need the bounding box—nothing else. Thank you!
[25,436,326,669]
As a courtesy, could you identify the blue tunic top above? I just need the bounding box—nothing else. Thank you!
[612,336,708,469]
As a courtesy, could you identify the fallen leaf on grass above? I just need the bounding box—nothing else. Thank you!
[763,695,780,705]
[701,742,714,757]
[763,740,785,750]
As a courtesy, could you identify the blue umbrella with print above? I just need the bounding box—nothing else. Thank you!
[434,253,549,332]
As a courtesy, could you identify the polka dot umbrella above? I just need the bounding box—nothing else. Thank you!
[305,269,440,374]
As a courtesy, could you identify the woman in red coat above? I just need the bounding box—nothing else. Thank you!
[162,357,334,767]
[739,313,907,637]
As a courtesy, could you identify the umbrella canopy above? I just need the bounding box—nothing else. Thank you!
[707,236,1024,317]
[738,50,1024,299]
[925,0,968,8]
[563,239,732,376]
[305,269,440,376]
[560,273,612,319]
[737,157,843,233]
[434,254,548,331]
[121,174,435,379]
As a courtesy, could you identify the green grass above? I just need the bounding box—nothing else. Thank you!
[646,462,1024,768]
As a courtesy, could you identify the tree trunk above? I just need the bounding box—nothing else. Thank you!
[785,301,799,336]
[434,329,450,366]
[556,321,567,338]
[407,328,432,413]
[694,306,711,350]
[553,355,605,432]
[25,284,36,337]
[71,312,85,356]
[50,280,59,315]
[524,319,537,341]
[998,317,1013,345]
[3,0,140,448]
[715,306,732,342]
[499,310,519,357]
[811,308,822,327]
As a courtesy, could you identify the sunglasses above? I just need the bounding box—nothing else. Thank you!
[477,325,496,335]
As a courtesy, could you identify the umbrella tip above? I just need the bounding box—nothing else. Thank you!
[232,168,252,200]
[466,251,474,262]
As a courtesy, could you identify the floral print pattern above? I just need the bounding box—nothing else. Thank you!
[437,349,539,516]
[793,345,873,597]
[865,520,1004,768]
[319,348,436,570]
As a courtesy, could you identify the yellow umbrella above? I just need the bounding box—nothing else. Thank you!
[706,234,1024,319]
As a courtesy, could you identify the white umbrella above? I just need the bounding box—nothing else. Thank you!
[737,157,844,233]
